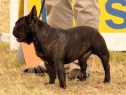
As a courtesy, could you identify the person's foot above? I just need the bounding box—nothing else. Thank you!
[23,65,47,76]
[68,69,91,80]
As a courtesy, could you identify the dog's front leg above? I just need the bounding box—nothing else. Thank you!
[78,59,87,81]
[45,63,56,84]
[56,61,66,89]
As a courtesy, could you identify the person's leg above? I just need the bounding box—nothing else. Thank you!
[74,0,100,29]
[68,0,100,80]
[45,0,73,29]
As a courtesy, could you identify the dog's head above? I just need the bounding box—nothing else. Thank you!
[13,5,38,44]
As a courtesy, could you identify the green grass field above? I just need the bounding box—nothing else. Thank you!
[0,0,126,95]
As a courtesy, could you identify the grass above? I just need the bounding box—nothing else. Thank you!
[0,0,126,95]
[0,42,126,95]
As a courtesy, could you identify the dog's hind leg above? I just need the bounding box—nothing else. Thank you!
[45,63,56,84]
[97,51,110,83]
[102,55,110,83]
[92,35,110,83]
[93,45,110,83]
[78,50,92,81]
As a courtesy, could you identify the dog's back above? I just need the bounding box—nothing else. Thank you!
[55,26,107,64]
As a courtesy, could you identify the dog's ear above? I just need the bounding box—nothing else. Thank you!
[26,5,37,24]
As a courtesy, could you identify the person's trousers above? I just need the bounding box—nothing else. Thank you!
[42,0,100,74]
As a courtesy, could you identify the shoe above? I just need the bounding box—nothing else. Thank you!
[68,68,91,80]
[23,65,47,76]
[68,69,81,80]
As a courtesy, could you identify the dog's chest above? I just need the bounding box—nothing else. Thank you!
[33,38,57,63]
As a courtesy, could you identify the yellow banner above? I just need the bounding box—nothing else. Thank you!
[99,0,126,33]
[28,0,41,19]
[26,0,126,33]
[18,0,24,18]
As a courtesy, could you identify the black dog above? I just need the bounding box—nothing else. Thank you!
[13,5,110,88]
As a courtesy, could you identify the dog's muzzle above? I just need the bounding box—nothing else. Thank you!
[13,29,25,42]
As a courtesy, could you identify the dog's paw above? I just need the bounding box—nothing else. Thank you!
[60,84,67,89]
[45,82,54,85]
[78,76,86,81]
[103,80,110,83]
[45,82,49,85]
[103,77,110,83]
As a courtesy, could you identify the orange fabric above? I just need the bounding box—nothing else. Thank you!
[92,58,96,67]
[22,43,42,67]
